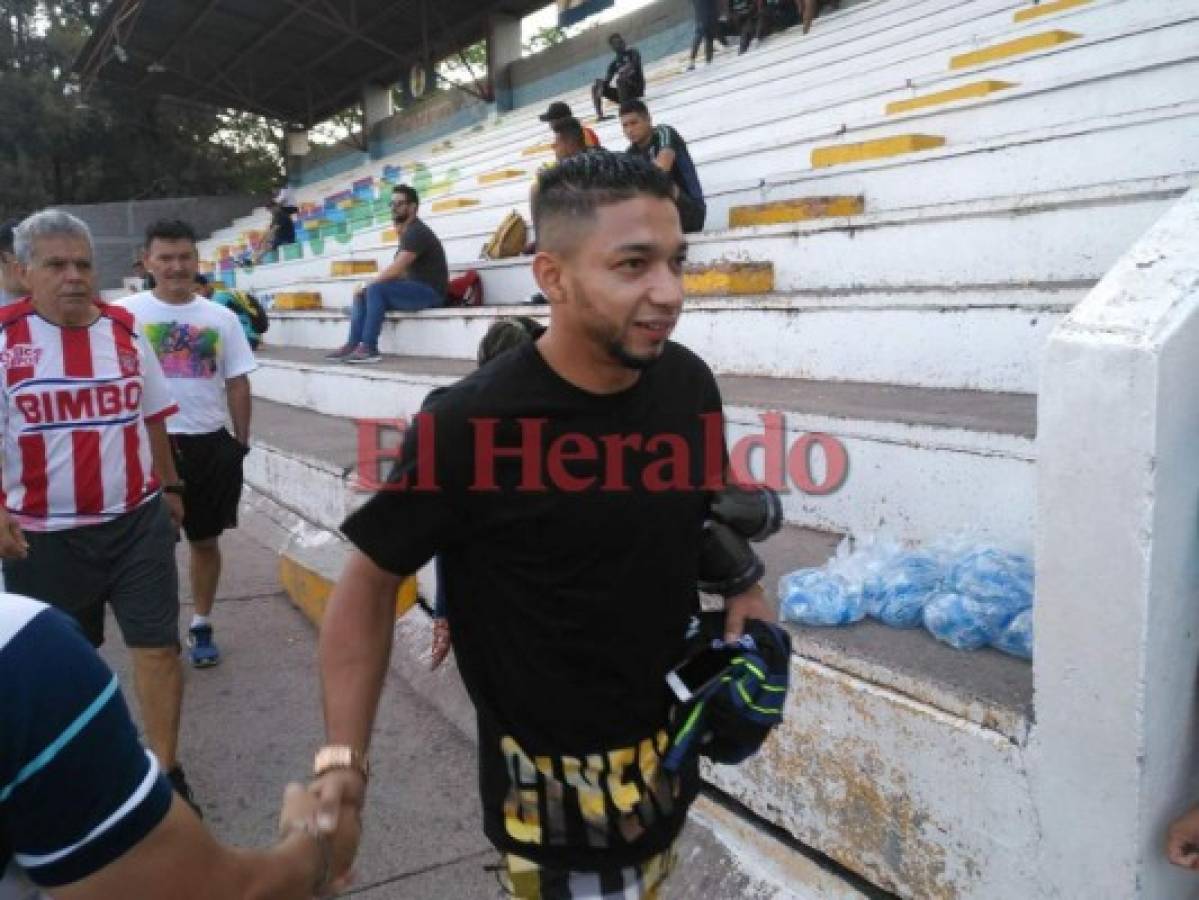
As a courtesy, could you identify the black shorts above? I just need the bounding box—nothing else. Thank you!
[2,497,179,648]
[172,428,248,542]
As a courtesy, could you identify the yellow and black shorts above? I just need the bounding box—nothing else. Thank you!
[498,846,676,900]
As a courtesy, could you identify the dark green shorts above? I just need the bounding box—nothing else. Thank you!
[2,497,179,649]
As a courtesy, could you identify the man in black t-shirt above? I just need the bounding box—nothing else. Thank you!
[621,99,707,234]
[591,33,645,121]
[309,152,773,897]
[326,184,449,364]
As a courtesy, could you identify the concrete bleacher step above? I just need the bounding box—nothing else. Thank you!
[199,0,1189,256]
[263,282,1080,395]
[247,393,1034,898]
[248,347,1036,546]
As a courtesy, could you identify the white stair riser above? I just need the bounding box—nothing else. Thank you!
[262,296,1071,392]
[706,655,1040,899]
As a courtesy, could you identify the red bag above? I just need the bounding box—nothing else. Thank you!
[446,270,483,307]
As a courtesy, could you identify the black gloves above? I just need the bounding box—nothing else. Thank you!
[709,483,782,543]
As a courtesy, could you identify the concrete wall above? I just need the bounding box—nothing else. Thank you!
[1032,186,1199,897]
[61,195,258,290]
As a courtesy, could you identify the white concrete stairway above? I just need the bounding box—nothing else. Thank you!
[228,0,1199,895]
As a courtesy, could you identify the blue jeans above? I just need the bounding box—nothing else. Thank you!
[346,280,443,351]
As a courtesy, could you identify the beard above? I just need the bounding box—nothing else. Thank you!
[605,336,662,371]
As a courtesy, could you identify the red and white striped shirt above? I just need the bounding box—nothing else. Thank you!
[0,299,178,531]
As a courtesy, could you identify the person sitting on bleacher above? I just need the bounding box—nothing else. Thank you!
[325,184,448,365]
[591,33,645,122]
[252,198,297,265]
[621,99,706,234]
[538,101,601,149]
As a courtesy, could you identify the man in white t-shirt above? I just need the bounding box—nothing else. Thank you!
[121,220,257,670]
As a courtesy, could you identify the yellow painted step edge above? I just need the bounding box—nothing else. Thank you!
[950,30,1079,70]
[279,554,418,629]
[478,168,525,185]
[521,142,554,157]
[272,292,323,310]
[431,197,480,212]
[1015,0,1091,23]
[381,228,397,243]
[684,262,774,296]
[729,196,865,228]
[811,134,945,169]
[330,260,378,276]
[886,80,1017,115]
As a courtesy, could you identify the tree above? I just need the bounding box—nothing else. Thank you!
[0,1,284,220]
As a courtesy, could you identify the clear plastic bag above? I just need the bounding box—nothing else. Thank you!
[992,608,1033,659]
[778,569,865,626]
[873,551,943,628]
[923,591,1023,651]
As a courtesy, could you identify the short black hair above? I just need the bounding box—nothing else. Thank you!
[551,117,586,148]
[532,150,674,252]
[194,273,209,286]
[619,99,649,118]
[0,218,21,255]
[144,219,197,248]
[392,184,419,208]
[609,33,623,45]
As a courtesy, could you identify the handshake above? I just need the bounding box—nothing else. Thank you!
[271,766,366,897]
[698,482,783,598]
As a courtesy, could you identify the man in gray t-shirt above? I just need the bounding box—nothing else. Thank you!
[326,184,449,364]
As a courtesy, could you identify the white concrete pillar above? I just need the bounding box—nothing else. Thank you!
[488,13,522,111]
[1032,188,1199,897]
[362,82,394,129]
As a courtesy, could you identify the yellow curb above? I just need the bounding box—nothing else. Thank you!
[684,262,774,296]
[885,80,1017,115]
[729,196,864,228]
[272,292,323,310]
[381,228,397,244]
[478,168,526,185]
[811,134,945,169]
[331,260,378,276]
[1015,0,1091,23]
[521,142,554,157]
[431,197,480,212]
[950,30,1079,70]
[279,554,418,630]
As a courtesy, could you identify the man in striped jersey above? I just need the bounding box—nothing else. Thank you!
[0,210,197,811]
[0,593,359,899]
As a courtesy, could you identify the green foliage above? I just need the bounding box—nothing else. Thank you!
[0,1,284,220]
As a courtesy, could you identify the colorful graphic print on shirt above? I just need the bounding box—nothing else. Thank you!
[143,323,221,379]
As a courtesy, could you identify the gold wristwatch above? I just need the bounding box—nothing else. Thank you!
[313,745,370,782]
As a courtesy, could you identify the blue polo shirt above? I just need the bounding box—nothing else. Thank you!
[0,595,172,896]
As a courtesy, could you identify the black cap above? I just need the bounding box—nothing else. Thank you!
[538,101,572,123]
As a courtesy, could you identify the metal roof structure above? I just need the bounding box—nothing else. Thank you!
[74,0,549,127]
